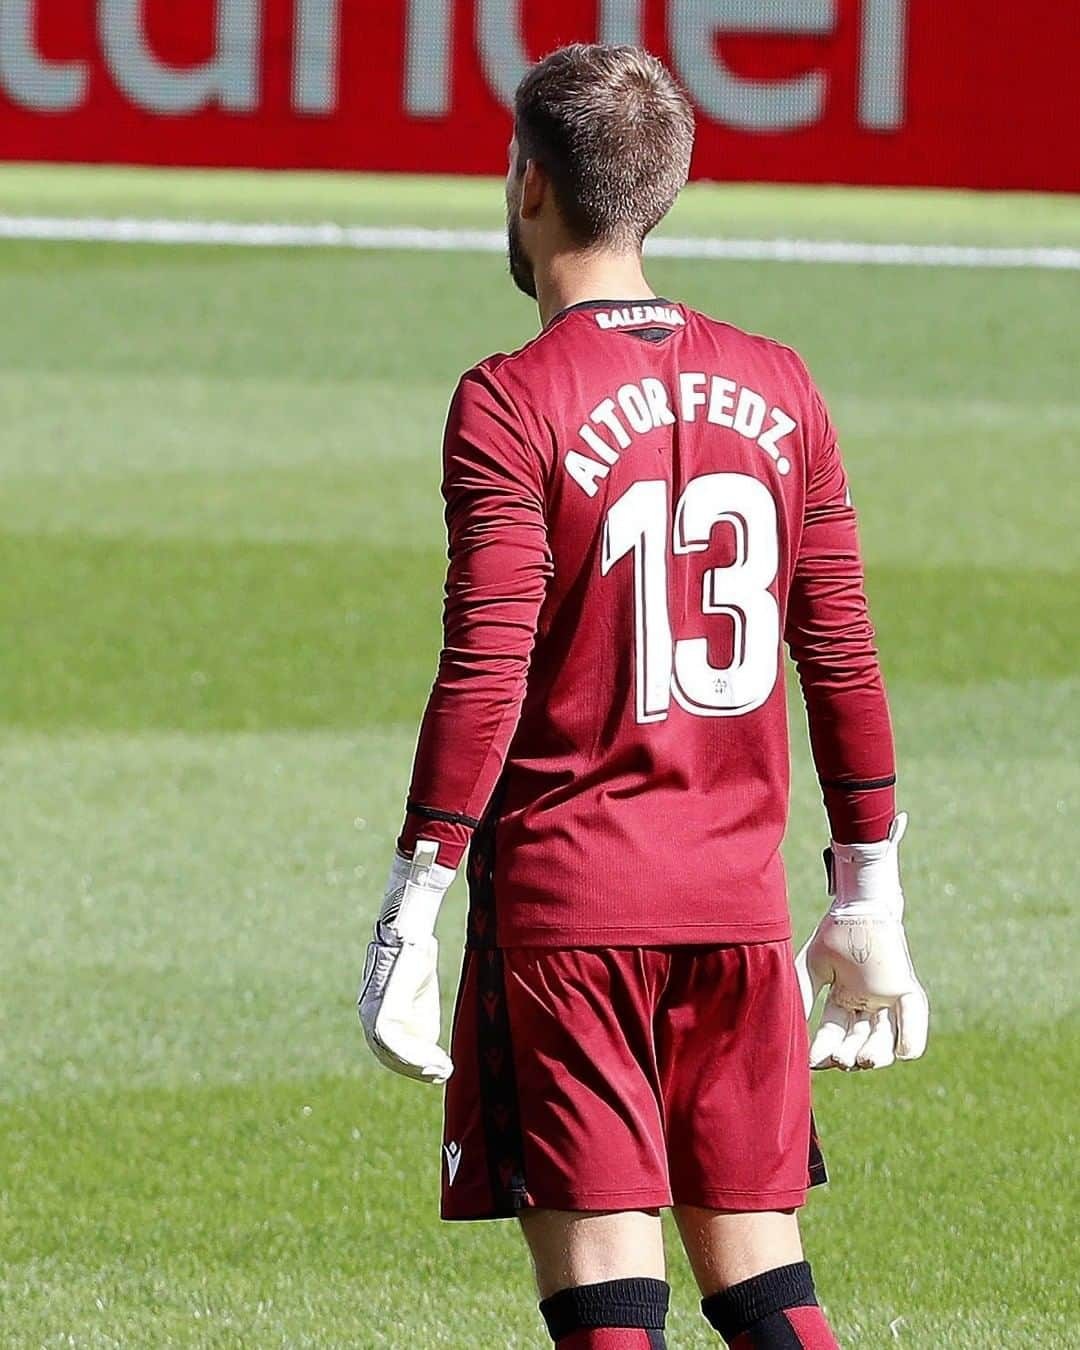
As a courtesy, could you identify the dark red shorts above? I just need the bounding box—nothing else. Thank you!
[441,942,826,1220]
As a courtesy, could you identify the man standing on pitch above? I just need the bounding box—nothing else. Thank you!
[359,44,928,1350]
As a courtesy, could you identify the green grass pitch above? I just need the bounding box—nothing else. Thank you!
[0,167,1076,1347]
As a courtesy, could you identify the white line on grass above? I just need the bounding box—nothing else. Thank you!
[0,215,1077,270]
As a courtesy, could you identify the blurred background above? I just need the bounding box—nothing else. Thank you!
[1,3,1077,1347]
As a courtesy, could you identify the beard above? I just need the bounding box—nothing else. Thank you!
[506,213,537,300]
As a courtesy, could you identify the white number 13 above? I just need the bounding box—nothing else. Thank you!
[601,473,780,723]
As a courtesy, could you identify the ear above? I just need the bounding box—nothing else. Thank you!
[519,158,548,221]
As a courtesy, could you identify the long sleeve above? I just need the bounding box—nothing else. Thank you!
[785,389,896,843]
[397,367,552,867]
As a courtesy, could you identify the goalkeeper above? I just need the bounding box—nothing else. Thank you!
[358,41,928,1350]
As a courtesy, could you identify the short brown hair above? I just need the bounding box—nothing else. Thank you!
[514,44,694,248]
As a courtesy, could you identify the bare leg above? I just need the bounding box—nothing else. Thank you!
[520,1208,665,1299]
[675,1208,838,1348]
[673,1207,803,1294]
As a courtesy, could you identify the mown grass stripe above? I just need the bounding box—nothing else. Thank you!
[2,214,1079,270]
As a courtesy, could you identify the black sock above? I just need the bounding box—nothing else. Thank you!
[539,1277,670,1347]
[701,1262,837,1347]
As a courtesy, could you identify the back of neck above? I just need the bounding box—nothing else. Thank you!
[536,250,656,327]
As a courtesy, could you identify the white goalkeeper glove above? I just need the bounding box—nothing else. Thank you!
[795,813,929,1071]
[357,840,455,1085]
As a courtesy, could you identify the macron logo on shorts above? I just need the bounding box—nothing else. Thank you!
[443,1140,462,1185]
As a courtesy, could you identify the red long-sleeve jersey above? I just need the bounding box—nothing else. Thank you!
[398,299,895,947]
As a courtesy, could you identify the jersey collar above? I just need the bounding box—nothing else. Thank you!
[549,296,675,326]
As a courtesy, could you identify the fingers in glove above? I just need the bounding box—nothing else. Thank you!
[832,1010,874,1071]
[809,1000,850,1069]
[856,1006,896,1070]
[372,1021,454,1084]
[895,983,930,1061]
[357,939,453,1084]
[372,1041,453,1086]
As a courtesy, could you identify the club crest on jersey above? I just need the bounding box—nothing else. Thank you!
[562,372,798,497]
[595,304,685,330]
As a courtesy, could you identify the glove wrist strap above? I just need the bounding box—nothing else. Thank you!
[826,812,907,917]
[378,840,455,943]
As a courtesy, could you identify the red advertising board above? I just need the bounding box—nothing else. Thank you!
[0,1,1076,191]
